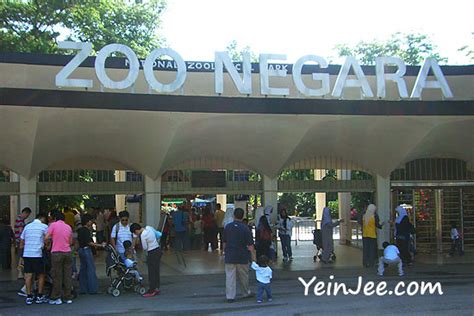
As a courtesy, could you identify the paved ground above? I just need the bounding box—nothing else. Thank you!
[1,242,473,315]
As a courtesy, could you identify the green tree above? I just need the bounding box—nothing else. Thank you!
[458,45,474,62]
[0,0,167,57]
[225,40,259,62]
[458,32,474,62]
[335,32,447,65]
[37,170,116,211]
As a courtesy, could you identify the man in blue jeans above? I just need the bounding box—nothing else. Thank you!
[171,206,188,252]
[77,214,104,294]
[276,209,294,262]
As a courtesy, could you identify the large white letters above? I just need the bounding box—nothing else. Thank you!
[376,57,409,98]
[215,51,252,94]
[144,48,186,92]
[54,41,454,100]
[332,57,374,98]
[95,44,139,89]
[411,58,453,98]
[260,54,289,96]
[293,55,330,97]
[56,41,93,88]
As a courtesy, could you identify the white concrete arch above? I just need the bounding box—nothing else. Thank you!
[157,114,315,178]
[0,106,40,178]
[24,107,181,179]
[399,118,474,170]
[281,116,438,177]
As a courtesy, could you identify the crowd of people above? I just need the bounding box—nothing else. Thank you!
[159,203,227,252]
[0,201,466,305]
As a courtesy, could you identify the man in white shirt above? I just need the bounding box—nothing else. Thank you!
[378,242,404,276]
[19,213,48,305]
[130,223,162,298]
[110,211,133,261]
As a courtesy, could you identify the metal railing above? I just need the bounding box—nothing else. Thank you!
[290,218,362,247]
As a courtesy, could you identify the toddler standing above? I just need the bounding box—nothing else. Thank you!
[251,255,272,303]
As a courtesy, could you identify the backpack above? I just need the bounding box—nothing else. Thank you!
[313,229,323,248]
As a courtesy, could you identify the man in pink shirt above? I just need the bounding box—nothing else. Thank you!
[45,210,73,305]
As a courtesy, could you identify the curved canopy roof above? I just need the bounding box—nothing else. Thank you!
[1,89,473,179]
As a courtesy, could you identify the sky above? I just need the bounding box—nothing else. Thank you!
[160,0,474,64]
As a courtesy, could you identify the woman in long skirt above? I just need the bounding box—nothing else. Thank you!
[320,207,343,263]
[361,204,384,267]
[395,205,415,265]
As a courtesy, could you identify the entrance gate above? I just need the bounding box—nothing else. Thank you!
[392,187,474,253]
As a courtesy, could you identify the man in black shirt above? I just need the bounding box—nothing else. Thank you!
[77,214,103,294]
[223,208,256,303]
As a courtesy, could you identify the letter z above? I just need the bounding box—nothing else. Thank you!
[56,41,93,88]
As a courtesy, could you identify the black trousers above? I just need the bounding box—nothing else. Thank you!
[147,248,162,290]
[396,239,411,264]
[217,227,224,250]
[203,228,217,251]
[450,239,464,256]
[256,240,271,260]
[362,237,378,267]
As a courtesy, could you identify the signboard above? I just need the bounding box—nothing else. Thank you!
[191,171,226,188]
[55,41,454,99]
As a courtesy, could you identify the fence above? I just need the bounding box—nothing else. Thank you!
[290,218,362,248]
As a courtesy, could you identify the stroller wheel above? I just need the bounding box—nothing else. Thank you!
[313,255,317,262]
[138,287,147,295]
[107,286,114,295]
[112,288,121,297]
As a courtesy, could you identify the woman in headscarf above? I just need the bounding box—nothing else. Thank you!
[395,205,415,265]
[361,204,384,267]
[256,215,272,259]
[222,207,235,228]
[320,207,343,263]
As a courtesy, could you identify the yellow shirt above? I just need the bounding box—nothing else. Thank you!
[64,211,75,230]
[362,216,376,238]
[215,210,226,228]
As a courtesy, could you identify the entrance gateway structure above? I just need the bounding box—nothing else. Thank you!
[1,44,473,253]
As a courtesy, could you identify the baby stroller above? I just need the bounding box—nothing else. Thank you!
[105,244,146,297]
[312,229,336,262]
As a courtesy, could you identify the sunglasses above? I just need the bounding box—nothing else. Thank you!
[120,218,129,222]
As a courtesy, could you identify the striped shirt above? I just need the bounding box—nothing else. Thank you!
[20,219,48,258]
[111,223,132,254]
[14,214,26,243]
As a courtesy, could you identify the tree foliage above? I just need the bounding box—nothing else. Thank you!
[225,40,258,62]
[0,0,167,57]
[458,44,474,62]
[335,32,447,65]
